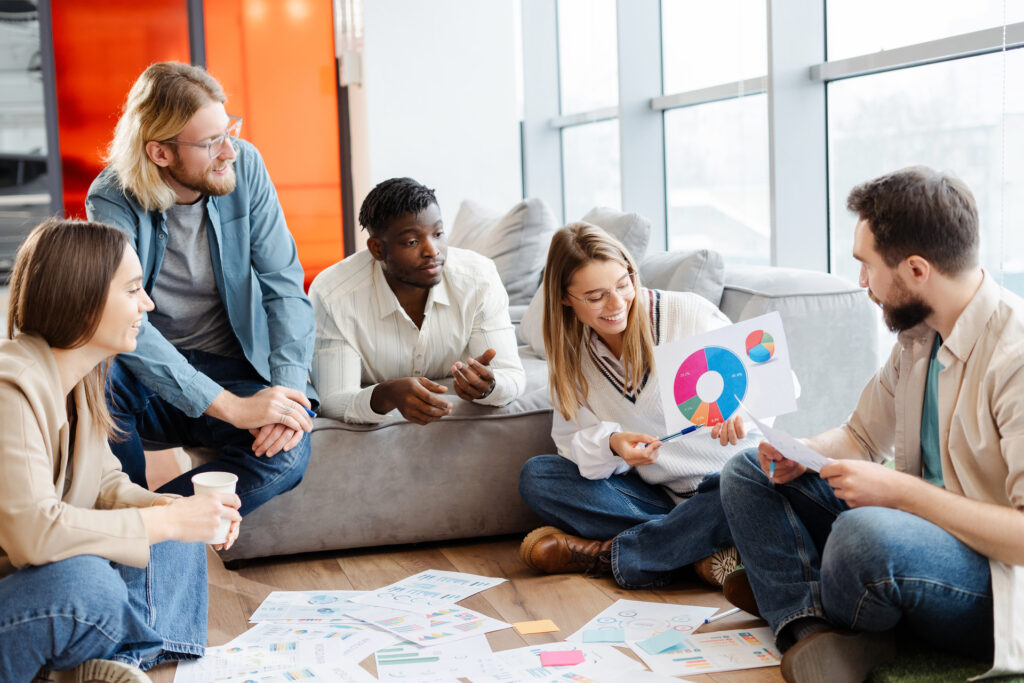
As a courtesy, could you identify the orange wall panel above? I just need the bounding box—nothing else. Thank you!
[50,0,190,218]
[204,0,345,287]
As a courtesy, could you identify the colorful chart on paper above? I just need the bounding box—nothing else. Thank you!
[672,346,747,427]
[745,330,775,363]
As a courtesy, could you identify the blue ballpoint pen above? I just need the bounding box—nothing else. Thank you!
[768,459,776,482]
[642,424,701,447]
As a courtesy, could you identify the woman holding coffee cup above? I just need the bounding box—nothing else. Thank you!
[0,219,241,682]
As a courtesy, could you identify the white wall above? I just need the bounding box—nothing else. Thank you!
[350,0,522,250]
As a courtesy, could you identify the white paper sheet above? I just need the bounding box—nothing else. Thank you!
[742,402,832,472]
[629,626,781,676]
[172,639,357,683]
[375,634,492,681]
[214,662,378,683]
[226,621,399,662]
[466,642,645,683]
[351,569,506,610]
[347,604,510,647]
[249,590,376,623]
[566,599,718,645]
[653,311,797,434]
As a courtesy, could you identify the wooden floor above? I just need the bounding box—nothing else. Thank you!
[146,535,783,682]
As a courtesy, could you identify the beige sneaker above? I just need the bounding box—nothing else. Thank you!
[692,546,740,587]
[52,659,149,683]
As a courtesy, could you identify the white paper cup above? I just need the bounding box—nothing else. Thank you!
[191,471,238,544]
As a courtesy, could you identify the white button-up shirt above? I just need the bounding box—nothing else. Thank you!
[309,247,526,423]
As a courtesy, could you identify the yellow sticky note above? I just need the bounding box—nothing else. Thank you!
[514,619,560,635]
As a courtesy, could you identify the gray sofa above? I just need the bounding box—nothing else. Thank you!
[216,237,881,563]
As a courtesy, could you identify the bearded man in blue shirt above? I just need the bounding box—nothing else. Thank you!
[86,62,315,516]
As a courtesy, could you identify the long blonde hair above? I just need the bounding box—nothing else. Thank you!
[543,223,653,421]
[106,62,226,212]
[8,218,130,438]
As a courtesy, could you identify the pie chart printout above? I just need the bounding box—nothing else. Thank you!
[745,330,775,363]
[673,346,747,427]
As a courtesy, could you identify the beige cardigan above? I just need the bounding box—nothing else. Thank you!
[0,334,159,579]
[842,273,1024,677]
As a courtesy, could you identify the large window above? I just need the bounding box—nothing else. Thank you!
[664,94,769,264]
[661,0,769,265]
[826,0,1024,61]
[662,0,766,94]
[561,119,621,222]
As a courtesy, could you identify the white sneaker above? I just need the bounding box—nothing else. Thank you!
[53,659,149,683]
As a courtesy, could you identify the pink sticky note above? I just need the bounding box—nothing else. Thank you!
[539,650,586,667]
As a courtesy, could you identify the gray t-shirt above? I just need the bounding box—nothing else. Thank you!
[148,198,243,358]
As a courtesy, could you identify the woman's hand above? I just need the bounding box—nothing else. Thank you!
[140,492,242,547]
[709,415,746,446]
[610,431,662,467]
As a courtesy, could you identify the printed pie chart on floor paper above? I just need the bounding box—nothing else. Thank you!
[745,329,775,363]
[673,346,747,427]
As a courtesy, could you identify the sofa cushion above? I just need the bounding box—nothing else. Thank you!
[639,248,726,308]
[579,206,651,261]
[449,198,558,306]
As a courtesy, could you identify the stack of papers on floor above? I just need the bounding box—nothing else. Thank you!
[174,571,781,682]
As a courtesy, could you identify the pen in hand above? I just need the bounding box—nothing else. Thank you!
[768,459,776,482]
[641,424,702,448]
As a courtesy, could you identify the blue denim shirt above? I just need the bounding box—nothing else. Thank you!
[85,140,316,417]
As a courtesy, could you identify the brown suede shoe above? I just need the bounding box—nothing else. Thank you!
[692,546,740,587]
[52,659,150,683]
[781,629,898,683]
[519,526,613,576]
[722,567,761,617]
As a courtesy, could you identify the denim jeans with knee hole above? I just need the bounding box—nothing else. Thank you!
[720,448,994,659]
[0,540,207,679]
[106,352,311,516]
[518,454,733,589]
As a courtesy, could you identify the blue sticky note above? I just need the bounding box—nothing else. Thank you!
[583,628,625,643]
[638,630,686,654]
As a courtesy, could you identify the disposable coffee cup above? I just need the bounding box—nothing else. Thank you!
[191,471,238,544]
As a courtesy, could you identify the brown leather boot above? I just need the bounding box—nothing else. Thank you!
[692,546,740,588]
[722,567,761,618]
[519,526,613,576]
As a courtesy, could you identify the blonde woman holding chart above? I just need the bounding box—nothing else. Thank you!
[518,223,759,589]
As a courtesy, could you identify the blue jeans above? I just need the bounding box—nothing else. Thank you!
[107,352,311,516]
[720,449,994,659]
[518,454,733,589]
[0,541,207,679]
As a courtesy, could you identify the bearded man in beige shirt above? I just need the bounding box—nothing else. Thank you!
[719,166,1024,682]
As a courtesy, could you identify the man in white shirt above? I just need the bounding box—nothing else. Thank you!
[309,177,526,424]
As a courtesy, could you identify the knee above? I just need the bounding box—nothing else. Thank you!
[264,434,312,481]
[38,556,130,616]
[518,455,566,503]
[719,448,762,499]
[822,508,901,586]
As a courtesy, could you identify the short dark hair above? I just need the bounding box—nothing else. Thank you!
[847,166,978,275]
[358,177,438,237]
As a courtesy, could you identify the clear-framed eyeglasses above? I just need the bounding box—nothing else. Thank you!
[160,115,243,159]
[566,271,636,310]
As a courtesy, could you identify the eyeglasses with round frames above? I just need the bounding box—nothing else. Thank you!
[566,271,636,310]
[160,115,243,159]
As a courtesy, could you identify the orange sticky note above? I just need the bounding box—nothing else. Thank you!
[514,619,560,635]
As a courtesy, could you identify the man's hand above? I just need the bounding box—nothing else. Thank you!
[207,386,313,433]
[757,440,806,484]
[820,459,921,509]
[610,431,662,467]
[710,415,747,446]
[248,424,304,457]
[452,348,497,401]
[371,377,453,425]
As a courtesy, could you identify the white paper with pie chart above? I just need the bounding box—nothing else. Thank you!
[653,311,797,434]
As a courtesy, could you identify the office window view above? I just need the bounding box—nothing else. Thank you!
[0,1,48,277]
[543,0,1024,292]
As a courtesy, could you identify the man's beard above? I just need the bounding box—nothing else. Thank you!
[871,276,933,332]
[167,157,237,197]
